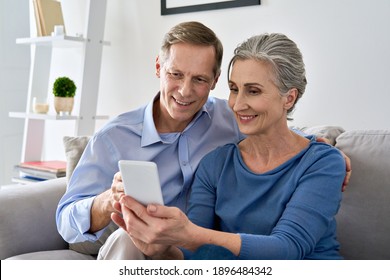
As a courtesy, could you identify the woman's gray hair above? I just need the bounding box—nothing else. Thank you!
[160,21,223,78]
[227,33,307,119]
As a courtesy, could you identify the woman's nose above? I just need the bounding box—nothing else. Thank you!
[232,93,247,111]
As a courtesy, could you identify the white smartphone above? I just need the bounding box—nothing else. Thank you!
[118,160,164,206]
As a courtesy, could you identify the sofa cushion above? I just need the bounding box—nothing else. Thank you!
[6,249,95,260]
[335,130,390,259]
[299,125,345,145]
[63,136,90,182]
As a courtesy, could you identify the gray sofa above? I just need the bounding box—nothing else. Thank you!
[1,128,389,260]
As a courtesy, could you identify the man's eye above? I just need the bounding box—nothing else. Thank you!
[229,87,238,94]
[168,72,182,79]
[195,77,208,83]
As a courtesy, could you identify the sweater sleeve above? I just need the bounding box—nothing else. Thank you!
[186,149,221,229]
[180,149,224,260]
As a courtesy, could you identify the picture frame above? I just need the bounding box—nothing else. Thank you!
[161,0,261,15]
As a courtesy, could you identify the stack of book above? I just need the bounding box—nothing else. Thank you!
[14,160,67,183]
[33,0,65,36]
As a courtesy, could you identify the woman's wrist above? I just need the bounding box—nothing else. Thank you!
[181,224,242,256]
[178,222,207,251]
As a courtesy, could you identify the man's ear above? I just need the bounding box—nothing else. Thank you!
[210,73,220,90]
[285,88,298,110]
[155,56,161,78]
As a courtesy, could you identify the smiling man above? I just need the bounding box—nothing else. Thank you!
[55,21,243,253]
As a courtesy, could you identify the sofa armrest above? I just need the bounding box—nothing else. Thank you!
[0,178,68,259]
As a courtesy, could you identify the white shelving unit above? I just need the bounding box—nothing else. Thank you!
[10,0,109,163]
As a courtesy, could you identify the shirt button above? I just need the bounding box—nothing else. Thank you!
[182,161,187,166]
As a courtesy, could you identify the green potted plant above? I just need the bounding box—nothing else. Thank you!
[53,76,77,115]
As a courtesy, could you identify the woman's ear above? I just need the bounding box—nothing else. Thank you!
[285,88,298,110]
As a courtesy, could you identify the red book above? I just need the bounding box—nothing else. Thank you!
[19,160,67,173]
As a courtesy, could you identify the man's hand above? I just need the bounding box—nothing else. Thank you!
[89,172,125,233]
[341,152,352,192]
[317,137,352,192]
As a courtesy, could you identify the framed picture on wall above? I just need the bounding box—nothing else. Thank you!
[161,0,261,15]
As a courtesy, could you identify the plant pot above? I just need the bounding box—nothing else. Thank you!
[54,97,74,115]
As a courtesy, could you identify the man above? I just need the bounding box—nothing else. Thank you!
[56,21,242,252]
[56,21,351,258]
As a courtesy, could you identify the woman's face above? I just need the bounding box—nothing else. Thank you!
[228,59,294,136]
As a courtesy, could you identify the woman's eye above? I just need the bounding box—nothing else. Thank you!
[248,88,260,95]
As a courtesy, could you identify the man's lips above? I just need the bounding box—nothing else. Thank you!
[173,97,194,106]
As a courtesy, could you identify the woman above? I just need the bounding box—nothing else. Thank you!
[114,33,346,259]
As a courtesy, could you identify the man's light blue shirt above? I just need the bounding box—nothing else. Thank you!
[56,94,242,243]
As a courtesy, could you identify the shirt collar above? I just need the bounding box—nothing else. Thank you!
[141,93,211,147]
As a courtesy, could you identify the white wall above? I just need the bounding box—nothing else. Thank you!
[3,0,389,184]
[0,0,30,185]
[96,0,390,131]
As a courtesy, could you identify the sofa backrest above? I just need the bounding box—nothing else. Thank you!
[335,130,390,260]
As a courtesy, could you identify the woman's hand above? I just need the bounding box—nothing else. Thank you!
[130,237,183,259]
[112,195,242,258]
[111,195,191,258]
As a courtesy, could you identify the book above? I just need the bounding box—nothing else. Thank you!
[33,0,65,36]
[33,0,43,36]
[19,160,67,173]
[16,166,65,180]
[12,176,46,184]
[14,160,67,181]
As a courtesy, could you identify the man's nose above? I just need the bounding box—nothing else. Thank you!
[178,78,193,97]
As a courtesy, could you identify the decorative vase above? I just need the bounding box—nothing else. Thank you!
[54,96,74,115]
[32,97,49,114]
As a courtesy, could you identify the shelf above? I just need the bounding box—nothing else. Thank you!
[10,112,78,120]
[12,0,108,163]
[9,112,109,121]
[16,35,110,47]
[16,35,85,48]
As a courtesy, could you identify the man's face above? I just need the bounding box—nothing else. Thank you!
[155,43,219,132]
